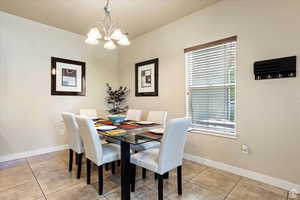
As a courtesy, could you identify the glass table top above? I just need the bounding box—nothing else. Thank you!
[98,126,163,145]
[95,120,163,145]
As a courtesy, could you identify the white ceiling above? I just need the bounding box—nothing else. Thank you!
[0,0,221,38]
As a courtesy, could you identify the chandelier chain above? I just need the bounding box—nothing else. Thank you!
[104,0,111,14]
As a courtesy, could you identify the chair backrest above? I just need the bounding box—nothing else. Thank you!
[62,112,84,153]
[126,109,142,121]
[147,111,168,126]
[79,109,98,118]
[158,117,191,174]
[75,115,103,166]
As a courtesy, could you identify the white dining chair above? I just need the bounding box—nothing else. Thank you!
[80,108,108,142]
[132,111,168,151]
[147,111,168,127]
[62,112,84,179]
[79,109,98,119]
[131,111,168,179]
[125,109,142,121]
[75,115,121,195]
[130,117,191,200]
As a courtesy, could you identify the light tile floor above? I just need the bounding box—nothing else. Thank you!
[0,149,296,200]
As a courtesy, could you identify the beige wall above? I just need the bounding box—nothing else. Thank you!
[0,11,119,156]
[119,0,300,185]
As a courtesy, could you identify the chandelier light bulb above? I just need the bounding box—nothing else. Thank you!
[87,27,102,39]
[104,36,111,41]
[85,37,99,45]
[104,40,116,49]
[118,35,130,46]
[111,29,123,41]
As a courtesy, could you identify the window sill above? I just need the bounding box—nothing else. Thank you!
[188,128,238,139]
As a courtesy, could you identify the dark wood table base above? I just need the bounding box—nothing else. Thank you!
[121,141,131,200]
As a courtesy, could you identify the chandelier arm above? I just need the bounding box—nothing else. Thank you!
[108,22,118,38]
[98,22,106,37]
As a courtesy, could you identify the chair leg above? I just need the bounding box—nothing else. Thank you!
[177,166,182,195]
[158,174,164,200]
[111,161,116,174]
[69,149,73,172]
[86,159,91,184]
[163,172,169,179]
[130,164,136,192]
[98,165,103,195]
[105,163,109,171]
[75,153,78,165]
[142,168,146,179]
[76,153,83,179]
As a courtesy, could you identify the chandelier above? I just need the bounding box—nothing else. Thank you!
[85,0,130,49]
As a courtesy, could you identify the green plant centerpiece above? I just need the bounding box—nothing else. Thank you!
[105,83,129,115]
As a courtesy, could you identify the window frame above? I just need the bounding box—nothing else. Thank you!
[185,36,237,138]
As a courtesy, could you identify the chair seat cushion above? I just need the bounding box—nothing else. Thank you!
[131,141,160,152]
[131,148,159,173]
[102,143,121,164]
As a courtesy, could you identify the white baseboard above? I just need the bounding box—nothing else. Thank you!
[184,153,300,193]
[0,144,69,163]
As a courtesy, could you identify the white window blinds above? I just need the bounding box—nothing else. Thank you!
[185,36,237,135]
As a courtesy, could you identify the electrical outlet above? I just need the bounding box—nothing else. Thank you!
[288,189,298,199]
[241,144,250,154]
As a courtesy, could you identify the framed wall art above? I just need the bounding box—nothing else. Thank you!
[135,58,159,96]
[51,57,86,96]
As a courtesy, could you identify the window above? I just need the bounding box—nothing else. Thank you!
[185,36,237,135]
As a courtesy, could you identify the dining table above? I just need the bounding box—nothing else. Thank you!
[94,119,163,200]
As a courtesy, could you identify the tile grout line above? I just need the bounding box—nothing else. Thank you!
[26,158,48,200]
[185,164,211,185]
[223,177,242,200]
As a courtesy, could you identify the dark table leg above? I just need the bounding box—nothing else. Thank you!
[121,141,131,200]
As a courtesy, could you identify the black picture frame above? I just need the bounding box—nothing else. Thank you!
[135,58,159,96]
[51,57,86,96]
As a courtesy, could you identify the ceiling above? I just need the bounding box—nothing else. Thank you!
[0,0,221,38]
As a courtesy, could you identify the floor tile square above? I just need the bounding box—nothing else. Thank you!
[46,183,106,200]
[226,178,286,200]
[239,178,287,197]
[0,159,31,176]
[0,159,34,192]
[34,168,85,195]
[167,182,224,200]
[28,152,68,173]
[190,168,240,197]
[0,177,44,200]
[174,160,207,181]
